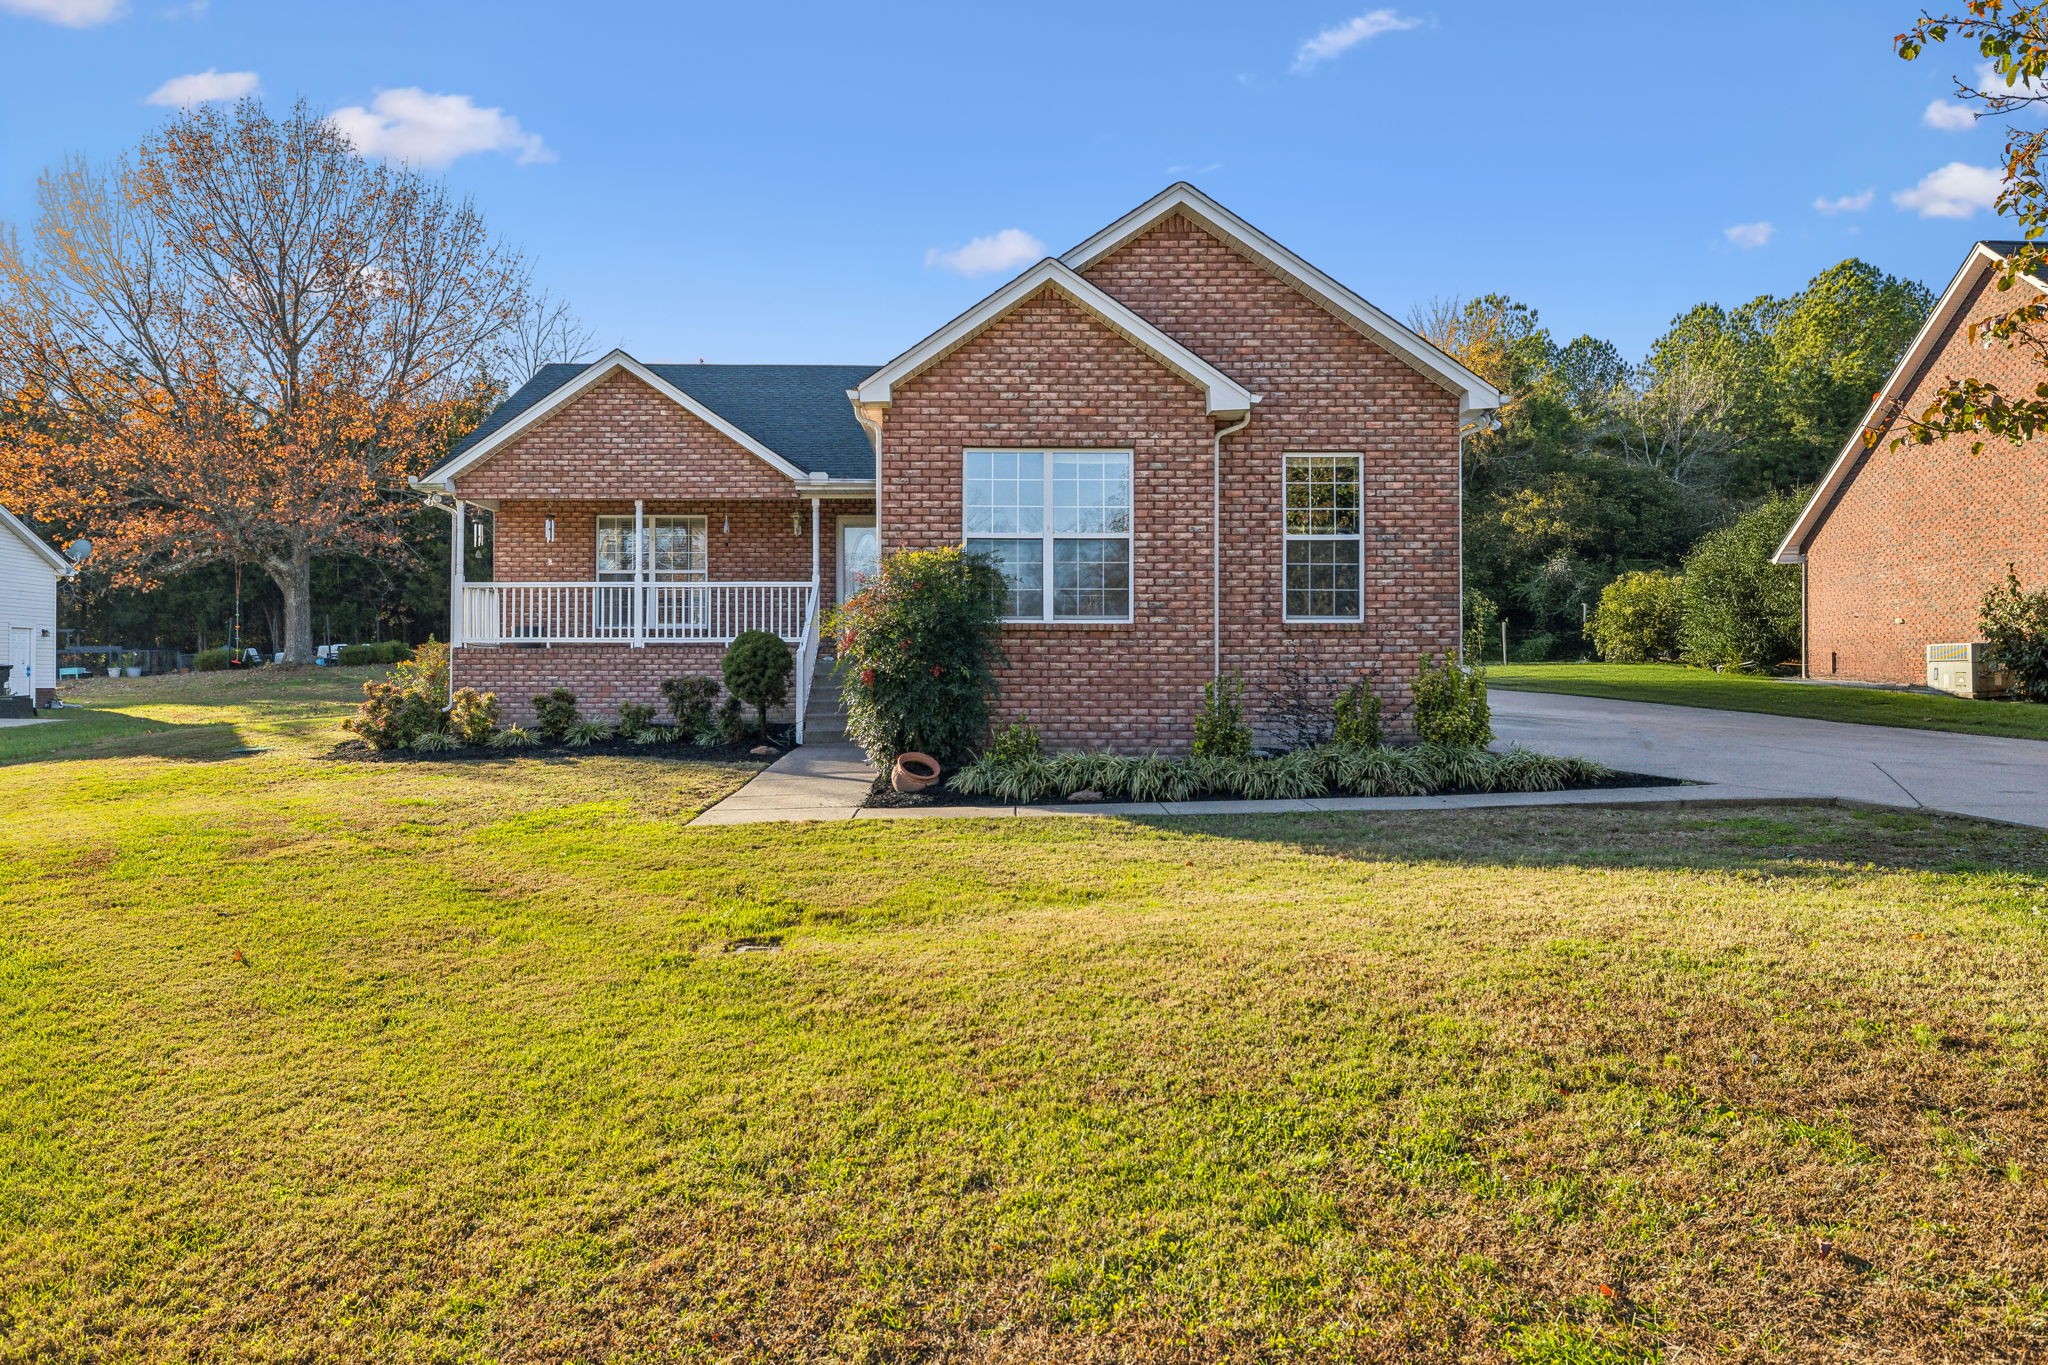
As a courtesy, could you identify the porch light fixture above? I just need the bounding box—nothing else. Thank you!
[722,513,729,535]
[790,507,802,536]
[544,516,555,543]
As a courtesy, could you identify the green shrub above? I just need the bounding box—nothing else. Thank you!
[193,647,230,672]
[336,643,378,666]
[659,675,722,733]
[1980,565,2048,701]
[831,545,1008,766]
[531,687,580,743]
[1588,570,1685,663]
[1680,495,1803,672]
[1192,672,1254,758]
[1509,633,1564,664]
[617,701,659,739]
[343,681,441,751]
[488,725,535,749]
[564,718,614,747]
[713,695,751,746]
[632,725,683,746]
[409,730,458,753]
[447,688,499,745]
[1332,682,1382,747]
[722,630,794,739]
[988,718,1042,764]
[1464,589,1501,666]
[1413,654,1492,747]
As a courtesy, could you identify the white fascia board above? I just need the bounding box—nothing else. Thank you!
[1771,242,2015,564]
[1060,182,1504,415]
[415,349,813,492]
[0,504,74,576]
[855,258,1256,416]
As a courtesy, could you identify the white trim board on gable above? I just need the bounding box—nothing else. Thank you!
[415,350,830,493]
[854,259,1257,416]
[1061,182,1504,421]
[0,505,72,576]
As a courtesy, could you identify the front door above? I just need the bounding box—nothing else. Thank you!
[838,519,878,605]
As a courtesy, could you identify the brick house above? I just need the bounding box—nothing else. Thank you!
[1773,240,2048,687]
[414,184,1501,749]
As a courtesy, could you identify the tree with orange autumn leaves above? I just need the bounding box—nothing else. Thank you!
[0,99,557,663]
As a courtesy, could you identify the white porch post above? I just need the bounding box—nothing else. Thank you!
[449,498,466,648]
[632,498,645,648]
[809,498,820,599]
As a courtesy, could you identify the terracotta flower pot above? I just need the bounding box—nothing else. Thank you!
[891,751,941,794]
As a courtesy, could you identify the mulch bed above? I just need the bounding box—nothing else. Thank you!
[865,765,1687,809]
[323,731,790,765]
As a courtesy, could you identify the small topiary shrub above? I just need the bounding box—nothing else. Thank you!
[531,687,580,744]
[1413,654,1492,747]
[1332,681,1382,748]
[831,546,1008,766]
[1588,570,1685,664]
[617,701,658,739]
[722,630,794,740]
[1192,672,1254,758]
[1981,565,2048,701]
[344,681,441,751]
[660,675,722,734]
[988,718,1042,764]
[448,688,500,746]
[193,647,230,672]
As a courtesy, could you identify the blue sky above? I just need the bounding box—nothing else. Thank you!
[0,0,2018,365]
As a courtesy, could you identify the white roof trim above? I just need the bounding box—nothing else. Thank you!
[0,503,73,576]
[416,349,816,492]
[1061,182,1504,418]
[854,258,1256,415]
[1772,242,2027,564]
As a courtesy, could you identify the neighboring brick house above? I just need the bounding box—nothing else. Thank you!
[1774,240,2048,687]
[414,184,1500,749]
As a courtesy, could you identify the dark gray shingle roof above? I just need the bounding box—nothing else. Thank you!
[443,361,878,481]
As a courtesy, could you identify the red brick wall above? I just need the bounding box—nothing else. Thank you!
[451,643,755,728]
[1080,213,1463,743]
[1804,269,2048,684]
[452,370,797,501]
[877,287,1220,752]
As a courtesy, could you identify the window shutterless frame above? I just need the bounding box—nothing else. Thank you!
[1281,453,1365,623]
[594,514,708,582]
[961,449,1135,623]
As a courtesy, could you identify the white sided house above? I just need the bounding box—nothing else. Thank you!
[0,504,70,709]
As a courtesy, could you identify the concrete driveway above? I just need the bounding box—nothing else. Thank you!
[1493,690,2048,830]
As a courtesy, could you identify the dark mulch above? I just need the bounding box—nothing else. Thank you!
[866,765,1688,809]
[324,731,790,765]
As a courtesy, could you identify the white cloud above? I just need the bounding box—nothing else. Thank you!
[1812,189,1874,214]
[1976,58,2048,103]
[1893,161,2003,218]
[923,228,1046,277]
[0,0,125,24]
[145,68,257,106]
[1723,221,1775,250]
[1923,99,1977,131]
[327,89,553,168]
[1292,9,1422,73]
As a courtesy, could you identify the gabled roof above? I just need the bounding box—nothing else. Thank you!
[1061,182,1504,419]
[0,503,73,576]
[854,258,1258,415]
[1773,240,2036,564]
[417,351,879,491]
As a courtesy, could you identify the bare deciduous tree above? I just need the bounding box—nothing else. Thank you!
[1598,361,1739,492]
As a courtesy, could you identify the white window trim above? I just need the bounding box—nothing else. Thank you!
[595,513,709,582]
[961,448,1136,625]
[1281,452,1365,624]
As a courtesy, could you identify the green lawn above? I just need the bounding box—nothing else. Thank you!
[1488,661,2048,741]
[3,674,2047,1361]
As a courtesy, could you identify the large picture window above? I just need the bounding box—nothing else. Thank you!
[964,450,1132,621]
[595,515,707,582]
[1283,454,1363,621]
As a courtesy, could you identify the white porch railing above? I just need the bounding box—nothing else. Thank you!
[459,581,815,646]
[792,575,823,746]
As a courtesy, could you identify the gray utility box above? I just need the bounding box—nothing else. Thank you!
[1925,643,2016,699]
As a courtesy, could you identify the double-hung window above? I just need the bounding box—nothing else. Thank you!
[964,450,1133,621]
[595,515,708,582]
[1283,454,1363,621]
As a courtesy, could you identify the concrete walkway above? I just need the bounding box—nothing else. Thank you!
[1493,690,2048,829]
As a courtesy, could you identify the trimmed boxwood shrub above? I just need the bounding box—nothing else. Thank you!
[722,631,793,739]
[831,546,1007,766]
[531,687,580,744]
[1588,570,1685,663]
[193,647,231,672]
[617,701,658,738]
[660,675,722,734]
[1413,654,1492,747]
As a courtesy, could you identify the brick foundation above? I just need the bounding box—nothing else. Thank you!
[452,643,799,729]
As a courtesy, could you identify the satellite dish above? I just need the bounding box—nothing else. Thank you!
[64,538,92,564]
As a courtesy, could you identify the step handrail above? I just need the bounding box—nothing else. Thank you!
[793,579,822,745]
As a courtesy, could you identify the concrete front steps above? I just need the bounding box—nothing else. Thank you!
[802,650,847,743]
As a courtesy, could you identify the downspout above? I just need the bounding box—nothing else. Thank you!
[1211,409,1252,679]
[851,395,884,553]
